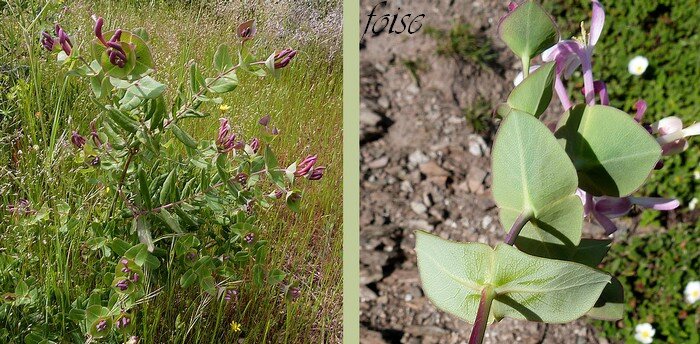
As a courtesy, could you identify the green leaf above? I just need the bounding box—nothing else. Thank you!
[200,275,217,295]
[159,169,177,204]
[155,209,183,234]
[492,111,582,255]
[498,0,559,59]
[555,104,662,197]
[268,269,286,285]
[415,232,610,324]
[264,146,285,189]
[253,264,265,287]
[92,30,155,78]
[213,44,233,72]
[128,76,165,99]
[67,308,86,322]
[137,167,152,210]
[189,63,205,93]
[109,238,131,257]
[105,106,139,133]
[286,191,301,213]
[170,123,198,149]
[14,281,28,296]
[180,269,198,288]
[586,276,624,320]
[133,217,154,252]
[206,70,238,93]
[506,62,555,117]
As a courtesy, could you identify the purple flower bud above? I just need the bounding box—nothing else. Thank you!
[94,17,108,46]
[249,138,260,153]
[71,131,86,149]
[56,26,72,56]
[7,199,31,215]
[233,141,245,150]
[116,314,131,329]
[216,118,237,153]
[121,267,131,273]
[90,156,101,166]
[274,190,285,199]
[634,99,647,123]
[274,48,297,69]
[307,166,325,181]
[130,273,139,283]
[654,160,664,170]
[224,289,239,302]
[237,20,256,42]
[271,127,279,135]
[96,319,108,332]
[186,252,197,261]
[235,172,248,185]
[116,279,129,291]
[245,201,254,214]
[508,2,518,11]
[258,115,271,127]
[109,29,122,43]
[41,31,55,51]
[90,119,103,147]
[295,155,317,177]
[121,258,129,265]
[288,286,301,300]
[244,232,255,244]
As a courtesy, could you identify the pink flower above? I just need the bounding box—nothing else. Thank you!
[216,118,237,153]
[295,155,317,177]
[307,166,325,181]
[651,117,700,155]
[542,0,604,105]
[578,189,679,235]
[274,48,297,69]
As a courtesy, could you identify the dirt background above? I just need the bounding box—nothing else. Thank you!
[359,1,615,343]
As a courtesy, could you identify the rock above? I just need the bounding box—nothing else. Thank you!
[467,166,488,194]
[378,96,390,109]
[360,329,388,344]
[419,161,449,177]
[361,103,382,127]
[467,134,490,157]
[410,201,428,215]
[361,285,378,301]
[408,150,429,166]
[368,156,389,169]
[481,215,493,229]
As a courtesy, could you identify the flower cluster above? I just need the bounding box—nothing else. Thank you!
[93,16,128,68]
[295,155,325,181]
[41,24,72,55]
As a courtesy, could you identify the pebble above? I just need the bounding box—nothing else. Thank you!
[419,161,449,177]
[410,201,428,215]
[408,150,429,166]
[368,156,389,169]
[467,134,490,156]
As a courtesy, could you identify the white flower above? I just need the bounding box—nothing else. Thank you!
[690,198,698,211]
[694,170,700,180]
[634,323,655,344]
[628,56,649,76]
[685,281,700,304]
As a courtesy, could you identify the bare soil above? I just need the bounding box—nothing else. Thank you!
[359,1,611,342]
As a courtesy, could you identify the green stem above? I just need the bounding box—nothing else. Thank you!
[468,286,495,344]
[504,211,531,245]
[522,56,531,78]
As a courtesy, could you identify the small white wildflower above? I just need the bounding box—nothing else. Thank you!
[684,281,700,304]
[694,170,700,180]
[690,198,698,211]
[628,56,649,76]
[634,323,655,344]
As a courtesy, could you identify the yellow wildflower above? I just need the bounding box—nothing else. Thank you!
[220,104,231,112]
[230,320,242,333]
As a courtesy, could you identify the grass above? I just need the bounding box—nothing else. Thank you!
[0,0,342,343]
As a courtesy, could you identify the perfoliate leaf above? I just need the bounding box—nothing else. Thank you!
[129,76,165,99]
[206,70,238,93]
[498,0,559,59]
[586,276,624,320]
[555,104,661,197]
[415,232,610,324]
[91,30,155,79]
[492,111,582,255]
[213,44,233,72]
[506,62,555,117]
